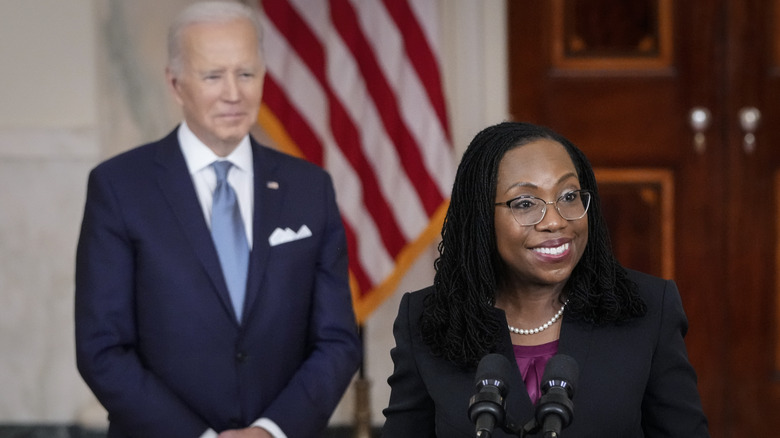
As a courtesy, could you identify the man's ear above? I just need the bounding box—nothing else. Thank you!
[165,67,184,105]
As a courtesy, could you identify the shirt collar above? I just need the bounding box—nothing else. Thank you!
[178,121,253,175]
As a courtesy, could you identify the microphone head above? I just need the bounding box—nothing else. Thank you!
[474,353,515,392]
[540,354,579,397]
[470,354,514,429]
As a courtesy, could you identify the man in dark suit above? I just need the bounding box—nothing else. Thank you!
[75,2,361,437]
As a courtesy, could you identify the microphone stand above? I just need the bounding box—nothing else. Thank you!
[502,417,540,437]
[499,390,574,437]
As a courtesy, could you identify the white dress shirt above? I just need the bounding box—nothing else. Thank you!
[178,121,254,248]
[177,122,287,438]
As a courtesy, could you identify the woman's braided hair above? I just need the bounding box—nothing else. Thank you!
[420,122,647,368]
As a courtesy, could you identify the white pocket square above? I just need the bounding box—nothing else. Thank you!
[268,225,312,247]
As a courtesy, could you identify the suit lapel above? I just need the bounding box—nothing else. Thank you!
[241,140,285,322]
[154,129,239,323]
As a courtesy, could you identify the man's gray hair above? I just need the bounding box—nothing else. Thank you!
[167,1,264,76]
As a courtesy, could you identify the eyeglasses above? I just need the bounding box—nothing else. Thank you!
[495,189,592,226]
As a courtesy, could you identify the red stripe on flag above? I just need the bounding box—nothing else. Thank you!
[262,77,323,165]
[264,0,408,258]
[326,98,406,257]
[380,0,451,141]
[259,0,454,321]
[343,220,372,295]
[330,0,444,216]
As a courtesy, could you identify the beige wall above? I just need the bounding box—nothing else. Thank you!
[0,0,507,428]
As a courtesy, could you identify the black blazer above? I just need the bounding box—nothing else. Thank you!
[382,269,709,437]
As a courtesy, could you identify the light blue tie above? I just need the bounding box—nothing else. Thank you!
[210,161,249,321]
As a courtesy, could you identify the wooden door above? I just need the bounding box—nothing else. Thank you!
[508,1,780,436]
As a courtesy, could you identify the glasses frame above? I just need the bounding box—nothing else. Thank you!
[494,189,592,226]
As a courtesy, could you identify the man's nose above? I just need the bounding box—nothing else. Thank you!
[222,76,240,101]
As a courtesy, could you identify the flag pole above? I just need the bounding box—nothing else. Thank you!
[354,324,372,438]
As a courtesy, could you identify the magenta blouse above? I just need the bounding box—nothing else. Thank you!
[512,340,559,404]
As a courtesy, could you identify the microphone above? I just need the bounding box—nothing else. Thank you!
[469,353,514,437]
[535,354,579,438]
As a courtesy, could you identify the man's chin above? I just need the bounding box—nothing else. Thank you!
[215,128,249,145]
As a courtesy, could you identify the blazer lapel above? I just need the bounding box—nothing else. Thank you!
[240,140,285,322]
[491,308,537,430]
[557,315,593,386]
[154,130,239,323]
[489,308,593,434]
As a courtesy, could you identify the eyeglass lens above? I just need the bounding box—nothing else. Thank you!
[510,191,590,225]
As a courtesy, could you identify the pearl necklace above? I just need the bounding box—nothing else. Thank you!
[507,300,569,335]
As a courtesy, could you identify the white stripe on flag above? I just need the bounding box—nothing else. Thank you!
[259,0,454,321]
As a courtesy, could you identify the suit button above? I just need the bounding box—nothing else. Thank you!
[229,417,241,427]
[236,351,248,363]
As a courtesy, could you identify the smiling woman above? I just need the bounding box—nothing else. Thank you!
[493,139,589,317]
[382,121,709,437]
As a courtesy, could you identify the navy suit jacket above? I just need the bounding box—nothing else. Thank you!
[382,269,709,437]
[75,128,362,437]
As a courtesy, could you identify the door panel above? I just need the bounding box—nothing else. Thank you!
[552,0,674,70]
[722,0,780,434]
[596,169,675,279]
[506,1,780,436]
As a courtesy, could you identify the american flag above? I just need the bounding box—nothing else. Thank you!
[257,0,455,322]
